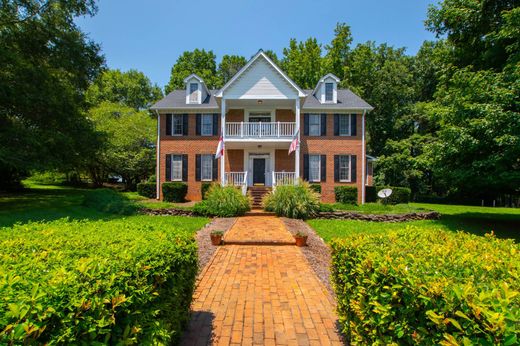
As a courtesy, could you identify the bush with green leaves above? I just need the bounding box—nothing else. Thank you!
[201,182,212,200]
[193,185,250,217]
[334,186,358,204]
[263,181,320,219]
[309,183,322,194]
[0,218,198,344]
[28,171,67,185]
[162,182,188,202]
[137,182,156,199]
[375,186,411,204]
[365,186,377,202]
[331,227,520,345]
[82,188,137,215]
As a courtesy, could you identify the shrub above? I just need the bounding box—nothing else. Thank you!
[365,185,377,203]
[82,188,137,215]
[28,171,67,185]
[162,182,188,202]
[319,203,335,212]
[263,181,320,219]
[334,186,358,204]
[137,182,156,199]
[331,227,520,345]
[194,185,250,217]
[376,186,411,204]
[0,218,198,344]
[201,182,212,200]
[310,183,322,194]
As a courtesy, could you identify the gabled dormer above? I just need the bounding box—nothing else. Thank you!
[313,73,340,104]
[184,74,209,104]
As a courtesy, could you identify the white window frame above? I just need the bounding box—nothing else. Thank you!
[338,155,351,182]
[171,114,184,136]
[171,155,183,181]
[245,110,275,122]
[309,154,321,182]
[325,82,334,102]
[189,82,199,104]
[339,114,351,136]
[308,114,321,136]
[201,114,213,136]
[200,154,213,181]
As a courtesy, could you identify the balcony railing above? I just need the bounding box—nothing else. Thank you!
[272,172,296,190]
[225,122,296,139]
[224,171,248,195]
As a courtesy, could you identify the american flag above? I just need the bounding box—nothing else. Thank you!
[288,130,299,155]
[215,136,225,159]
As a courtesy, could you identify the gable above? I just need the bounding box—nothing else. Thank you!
[223,57,299,99]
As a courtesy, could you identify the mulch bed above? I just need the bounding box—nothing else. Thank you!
[316,211,440,222]
[195,217,237,271]
[281,217,335,296]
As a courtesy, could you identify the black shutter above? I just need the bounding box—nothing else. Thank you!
[165,154,172,181]
[166,114,172,136]
[350,114,357,136]
[320,155,326,182]
[351,155,357,182]
[196,114,201,135]
[334,114,339,136]
[212,157,218,181]
[213,113,219,136]
[182,114,189,136]
[334,155,339,182]
[321,114,327,136]
[303,154,309,181]
[195,154,201,181]
[182,155,188,182]
[303,114,309,136]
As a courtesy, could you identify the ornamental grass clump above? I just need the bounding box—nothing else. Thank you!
[193,184,250,217]
[0,218,198,344]
[330,227,520,345]
[263,180,320,219]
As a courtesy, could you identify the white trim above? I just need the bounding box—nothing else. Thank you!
[171,155,183,182]
[201,113,214,136]
[295,98,300,180]
[312,73,340,95]
[243,149,275,186]
[338,155,352,183]
[187,81,200,104]
[220,99,226,185]
[200,154,214,181]
[170,114,184,136]
[338,114,351,136]
[308,113,321,136]
[361,110,366,204]
[308,154,321,182]
[245,109,275,122]
[215,50,306,98]
[155,110,160,200]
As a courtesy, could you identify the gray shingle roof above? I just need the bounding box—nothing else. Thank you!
[151,89,373,111]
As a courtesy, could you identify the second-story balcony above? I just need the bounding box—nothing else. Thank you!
[225,122,297,140]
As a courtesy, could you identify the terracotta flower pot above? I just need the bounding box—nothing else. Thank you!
[210,234,223,246]
[294,235,308,247]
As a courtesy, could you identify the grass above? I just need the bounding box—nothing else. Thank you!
[122,191,195,210]
[327,202,428,214]
[309,202,520,243]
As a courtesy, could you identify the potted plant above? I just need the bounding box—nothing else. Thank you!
[210,230,224,246]
[294,231,308,247]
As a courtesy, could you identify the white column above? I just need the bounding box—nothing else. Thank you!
[220,99,226,186]
[295,98,301,182]
[361,110,366,204]
[155,110,161,200]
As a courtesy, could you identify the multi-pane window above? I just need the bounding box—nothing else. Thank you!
[339,155,351,182]
[339,114,350,136]
[309,114,321,136]
[201,154,213,181]
[172,114,183,135]
[171,155,183,181]
[309,155,321,182]
[325,82,333,102]
[201,114,213,136]
[189,83,198,103]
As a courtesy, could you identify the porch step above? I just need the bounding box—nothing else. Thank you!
[247,186,272,208]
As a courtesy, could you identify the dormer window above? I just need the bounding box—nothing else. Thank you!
[189,83,199,103]
[325,83,334,102]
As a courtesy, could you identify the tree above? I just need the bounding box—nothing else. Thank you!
[281,38,324,89]
[86,69,162,110]
[218,55,247,85]
[263,50,280,66]
[0,0,104,189]
[89,102,156,190]
[324,23,353,82]
[165,49,220,93]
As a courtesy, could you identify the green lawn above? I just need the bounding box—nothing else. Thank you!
[326,202,428,214]
[309,202,520,242]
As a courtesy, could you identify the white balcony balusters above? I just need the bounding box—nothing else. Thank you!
[272,172,296,191]
[225,122,296,139]
[224,171,248,195]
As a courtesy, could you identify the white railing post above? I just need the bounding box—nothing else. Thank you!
[277,121,280,137]
[240,121,243,138]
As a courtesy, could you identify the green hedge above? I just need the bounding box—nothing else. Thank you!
[201,182,212,200]
[334,186,358,204]
[376,186,411,204]
[331,227,520,345]
[365,186,377,203]
[310,183,322,194]
[193,185,250,217]
[137,182,156,199]
[263,181,320,219]
[0,218,198,344]
[82,188,137,215]
[162,182,188,202]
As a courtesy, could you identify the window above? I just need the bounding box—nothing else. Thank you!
[201,114,213,136]
[309,114,321,136]
[325,82,334,102]
[171,155,183,181]
[201,154,213,181]
[339,155,350,182]
[189,83,198,103]
[172,114,183,135]
[309,155,321,182]
[339,114,350,136]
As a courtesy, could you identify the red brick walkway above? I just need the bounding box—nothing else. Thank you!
[181,216,342,346]
[223,216,295,245]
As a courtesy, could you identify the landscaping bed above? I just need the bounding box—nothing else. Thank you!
[140,207,195,217]
[316,210,440,222]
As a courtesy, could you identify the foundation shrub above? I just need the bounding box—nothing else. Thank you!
[194,185,250,217]
[137,182,156,199]
[263,181,320,219]
[162,182,188,202]
[334,186,358,204]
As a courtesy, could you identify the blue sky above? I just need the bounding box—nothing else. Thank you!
[77,0,437,88]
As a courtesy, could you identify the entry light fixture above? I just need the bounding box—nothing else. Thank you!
[257,100,263,105]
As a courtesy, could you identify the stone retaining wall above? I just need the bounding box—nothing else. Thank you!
[140,208,195,217]
[315,211,440,222]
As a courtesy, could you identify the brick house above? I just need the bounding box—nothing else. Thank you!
[151,50,374,204]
